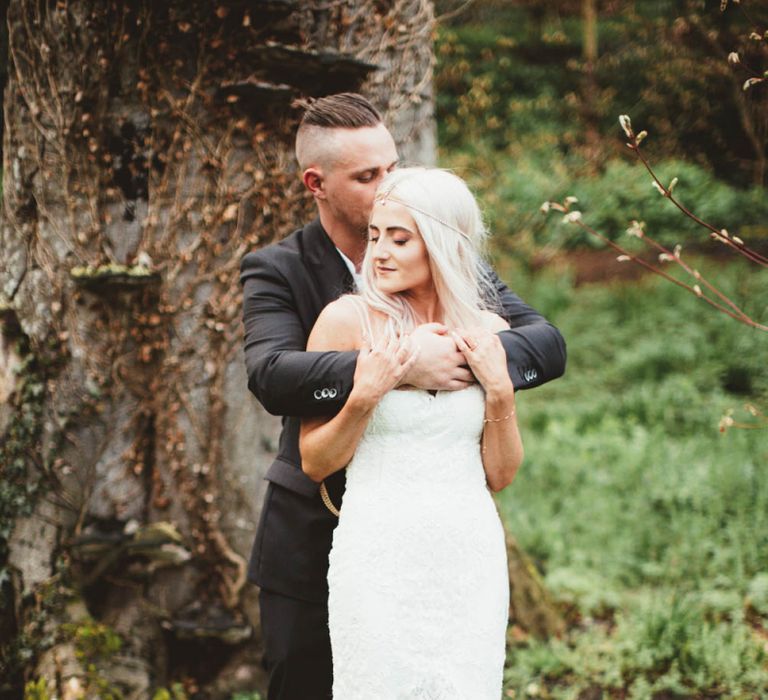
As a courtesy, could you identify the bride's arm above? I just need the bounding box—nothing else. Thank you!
[480,385,523,492]
[454,312,524,492]
[300,299,415,483]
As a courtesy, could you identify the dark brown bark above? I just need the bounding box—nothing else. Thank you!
[507,534,565,640]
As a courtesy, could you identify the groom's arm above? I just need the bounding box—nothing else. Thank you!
[240,251,357,417]
[241,250,566,416]
[488,268,567,390]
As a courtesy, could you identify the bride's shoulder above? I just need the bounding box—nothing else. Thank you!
[479,309,511,333]
[307,295,368,351]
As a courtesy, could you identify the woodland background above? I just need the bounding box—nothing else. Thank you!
[0,0,766,699]
[434,0,768,698]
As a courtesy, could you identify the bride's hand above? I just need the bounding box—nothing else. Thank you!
[351,334,419,408]
[451,328,514,399]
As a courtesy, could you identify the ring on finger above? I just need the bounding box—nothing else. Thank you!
[465,337,478,351]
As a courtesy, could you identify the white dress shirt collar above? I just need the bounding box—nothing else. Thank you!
[335,246,364,291]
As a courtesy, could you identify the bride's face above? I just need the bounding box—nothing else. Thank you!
[368,200,432,296]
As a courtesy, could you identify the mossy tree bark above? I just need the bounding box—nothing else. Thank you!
[0,1,559,696]
[0,2,435,696]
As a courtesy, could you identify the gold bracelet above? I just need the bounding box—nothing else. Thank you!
[481,408,516,455]
[319,481,341,517]
[483,408,516,423]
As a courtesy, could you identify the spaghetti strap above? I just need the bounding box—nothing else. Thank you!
[346,295,376,345]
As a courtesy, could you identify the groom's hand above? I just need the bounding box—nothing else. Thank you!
[399,323,476,391]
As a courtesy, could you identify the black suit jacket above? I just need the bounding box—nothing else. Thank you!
[240,218,566,602]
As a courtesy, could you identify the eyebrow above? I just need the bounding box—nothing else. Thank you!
[368,223,416,235]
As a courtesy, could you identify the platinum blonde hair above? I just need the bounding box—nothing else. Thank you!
[358,167,499,341]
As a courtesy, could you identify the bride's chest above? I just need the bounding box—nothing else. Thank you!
[364,385,486,441]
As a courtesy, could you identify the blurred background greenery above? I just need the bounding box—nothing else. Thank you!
[434,0,768,697]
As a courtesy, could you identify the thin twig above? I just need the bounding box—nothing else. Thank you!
[544,200,768,332]
[619,116,768,267]
[583,220,766,329]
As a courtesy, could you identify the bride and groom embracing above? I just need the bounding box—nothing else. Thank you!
[240,93,566,699]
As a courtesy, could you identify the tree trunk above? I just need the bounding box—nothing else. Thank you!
[0,2,436,697]
[580,0,602,170]
[582,0,598,65]
[507,534,565,640]
[0,1,559,696]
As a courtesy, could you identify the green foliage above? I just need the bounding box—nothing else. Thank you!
[0,580,68,692]
[443,145,768,256]
[544,159,768,248]
[153,684,189,700]
[436,3,768,258]
[436,1,768,187]
[9,601,125,699]
[0,331,50,689]
[748,573,768,617]
[497,263,768,697]
[0,340,45,560]
[23,678,51,700]
[593,2,768,188]
[80,673,125,700]
[152,687,262,700]
[0,322,75,692]
[436,22,575,153]
[152,684,263,700]
[50,617,126,699]
[170,5,767,699]
[64,620,123,662]
[505,592,768,699]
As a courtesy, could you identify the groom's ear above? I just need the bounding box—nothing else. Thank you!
[303,168,326,200]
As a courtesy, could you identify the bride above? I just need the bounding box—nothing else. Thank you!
[299,167,523,699]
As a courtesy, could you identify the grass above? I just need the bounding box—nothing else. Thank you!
[496,260,768,698]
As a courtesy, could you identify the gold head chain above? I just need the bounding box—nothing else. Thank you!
[376,195,472,241]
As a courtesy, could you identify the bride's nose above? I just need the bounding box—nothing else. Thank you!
[372,240,390,259]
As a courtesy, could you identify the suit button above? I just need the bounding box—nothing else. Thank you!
[314,387,336,399]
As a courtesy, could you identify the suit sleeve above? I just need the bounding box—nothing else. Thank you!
[487,267,567,390]
[240,252,357,417]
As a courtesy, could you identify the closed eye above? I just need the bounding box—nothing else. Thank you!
[357,170,376,183]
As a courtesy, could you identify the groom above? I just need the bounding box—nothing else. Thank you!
[240,93,566,700]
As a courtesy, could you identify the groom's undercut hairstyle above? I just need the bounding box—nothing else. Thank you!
[295,93,383,171]
[298,93,382,129]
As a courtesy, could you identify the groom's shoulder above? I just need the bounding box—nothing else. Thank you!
[240,222,311,283]
[242,224,304,267]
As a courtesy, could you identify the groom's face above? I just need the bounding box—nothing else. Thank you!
[318,124,399,236]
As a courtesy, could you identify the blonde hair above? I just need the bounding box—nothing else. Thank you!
[358,167,499,341]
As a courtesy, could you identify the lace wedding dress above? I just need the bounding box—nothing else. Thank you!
[327,385,510,699]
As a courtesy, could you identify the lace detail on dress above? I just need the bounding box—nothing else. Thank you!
[328,385,509,700]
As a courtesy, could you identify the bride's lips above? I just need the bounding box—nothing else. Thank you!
[375,266,396,274]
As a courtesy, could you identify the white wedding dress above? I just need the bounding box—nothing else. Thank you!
[327,385,510,699]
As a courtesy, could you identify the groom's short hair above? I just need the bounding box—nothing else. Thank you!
[298,93,382,130]
[295,93,384,171]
